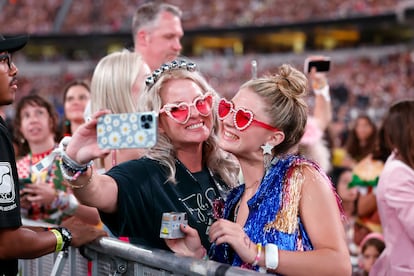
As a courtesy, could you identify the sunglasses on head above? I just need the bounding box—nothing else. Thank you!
[160,93,213,124]
[218,98,279,131]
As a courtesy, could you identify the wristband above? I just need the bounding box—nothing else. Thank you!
[50,229,64,252]
[252,243,262,266]
[57,227,73,252]
[265,243,279,270]
[313,84,330,102]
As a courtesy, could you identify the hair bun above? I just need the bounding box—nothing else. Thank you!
[272,64,307,100]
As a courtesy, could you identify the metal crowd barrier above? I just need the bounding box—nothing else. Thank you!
[19,220,269,276]
[19,238,269,276]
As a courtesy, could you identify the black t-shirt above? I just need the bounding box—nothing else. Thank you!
[0,118,21,276]
[100,157,225,251]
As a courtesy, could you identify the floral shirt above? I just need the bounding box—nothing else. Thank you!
[16,148,68,224]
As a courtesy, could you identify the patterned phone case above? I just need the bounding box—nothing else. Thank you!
[97,112,158,149]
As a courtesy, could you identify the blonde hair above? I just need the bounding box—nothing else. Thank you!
[90,49,145,114]
[241,64,308,155]
[138,68,239,186]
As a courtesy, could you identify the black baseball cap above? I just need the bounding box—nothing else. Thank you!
[0,34,29,53]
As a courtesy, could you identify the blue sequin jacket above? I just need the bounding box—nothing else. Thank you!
[210,155,323,271]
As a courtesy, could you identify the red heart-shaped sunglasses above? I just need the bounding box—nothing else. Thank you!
[217,98,279,131]
[159,93,213,124]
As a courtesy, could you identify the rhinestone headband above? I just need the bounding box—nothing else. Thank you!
[145,59,197,87]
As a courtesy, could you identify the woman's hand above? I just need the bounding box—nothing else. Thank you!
[209,219,256,264]
[164,224,206,259]
[19,191,31,209]
[21,181,56,205]
[65,110,111,164]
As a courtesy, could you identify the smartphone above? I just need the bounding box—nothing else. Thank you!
[304,57,331,73]
[97,112,158,149]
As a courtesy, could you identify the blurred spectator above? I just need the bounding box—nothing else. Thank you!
[348,124,391,247]
[371,99,414,275]
[89,49,150,172]
[14,94,100,226]
[353,232,385,276]
[61,79,90,136]
[131,2,183,70]
[343,114,378,166]
[334,166,359,266]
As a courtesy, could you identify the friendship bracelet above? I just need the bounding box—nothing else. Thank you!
[66,166,94,189]
[61,150,93,173]
[50,229,64,252]
[59,137,90,169]
[265,243,279,270]
[59,159,84,182]
[252,243,262,267]
[58,136,93,173]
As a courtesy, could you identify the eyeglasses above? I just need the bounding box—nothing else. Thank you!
[160,93,213,124]
[218,98,279,131]
[0,53,13,72]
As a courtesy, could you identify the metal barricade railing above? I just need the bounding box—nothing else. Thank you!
[84,237,267,276]
[19,236,270,276]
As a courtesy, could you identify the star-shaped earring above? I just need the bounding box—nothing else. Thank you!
[261,143,274,155]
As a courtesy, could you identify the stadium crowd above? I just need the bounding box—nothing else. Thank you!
[1,0,398,34]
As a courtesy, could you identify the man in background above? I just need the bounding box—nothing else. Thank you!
[132,2,184,70]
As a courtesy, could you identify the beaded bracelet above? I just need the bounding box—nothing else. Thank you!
[66,166,94,190]
[60,146,93,172]
[58,136,93,174]
[252,243,262,266]
[59,159,83,182]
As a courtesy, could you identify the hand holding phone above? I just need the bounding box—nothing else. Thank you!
[304,57,331,73]
[97,112,158,149]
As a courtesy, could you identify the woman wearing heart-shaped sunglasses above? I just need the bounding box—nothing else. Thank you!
[63,60,239,253]
[169,64,351,275]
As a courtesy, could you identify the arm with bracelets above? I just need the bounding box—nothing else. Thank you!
[62,110,119,214]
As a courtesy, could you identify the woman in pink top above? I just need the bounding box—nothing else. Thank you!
[371,99,414,276]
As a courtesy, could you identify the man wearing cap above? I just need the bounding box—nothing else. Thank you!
[0,34,106,276]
